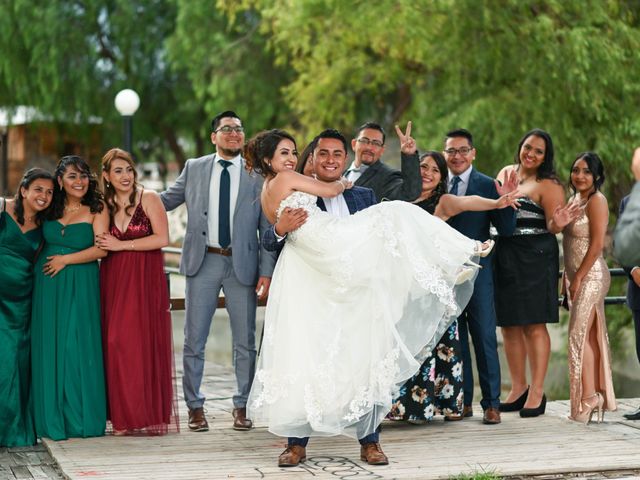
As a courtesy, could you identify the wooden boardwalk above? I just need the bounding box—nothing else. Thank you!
[41,360,640,480]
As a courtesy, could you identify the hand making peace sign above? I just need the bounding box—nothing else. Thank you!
[395,121,417,155]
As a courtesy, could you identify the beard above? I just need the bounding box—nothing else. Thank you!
[218,146,242,158]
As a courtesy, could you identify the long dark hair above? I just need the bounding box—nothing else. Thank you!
[50,155,104,219]
[419,151,448,215]
[514,129,558,181]
[101,148,139,218]
[296,140,316,174]
[570,152,605,199]
[244,129,297,177]
[13,168,54,225]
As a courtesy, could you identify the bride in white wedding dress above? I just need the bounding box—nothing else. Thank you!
[246,129,514,440]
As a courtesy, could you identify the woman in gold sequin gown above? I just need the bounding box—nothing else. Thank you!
[563,152,616,423]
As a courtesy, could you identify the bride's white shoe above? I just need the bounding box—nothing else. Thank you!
[455,267,476,285]
[476,239,495,258]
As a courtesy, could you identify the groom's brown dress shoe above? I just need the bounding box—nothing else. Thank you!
[360,442,389,465]
[462,405,473,418]
[232,407,253,430]
[278,445,306,467]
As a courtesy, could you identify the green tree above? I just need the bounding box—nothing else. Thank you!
[0,0,205,168]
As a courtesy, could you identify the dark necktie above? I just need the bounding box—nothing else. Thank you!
[218,160,232,248]
[450,175,462,196]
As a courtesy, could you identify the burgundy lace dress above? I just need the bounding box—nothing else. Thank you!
[100,202,179,434]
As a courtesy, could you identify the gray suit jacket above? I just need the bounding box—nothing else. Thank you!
[160,153,276,285]
[614,182,640,267]
[351,152,421,203]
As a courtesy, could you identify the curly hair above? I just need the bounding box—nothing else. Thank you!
[49,155,104,219]
[13,168,54,225]
[101,148,139,218]
[244,129,297,177]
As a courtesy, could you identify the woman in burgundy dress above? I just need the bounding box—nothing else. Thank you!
[97,148,179,435]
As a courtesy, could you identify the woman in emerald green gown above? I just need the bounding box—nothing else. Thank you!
[1,168,54,447]
[31,156,109,440]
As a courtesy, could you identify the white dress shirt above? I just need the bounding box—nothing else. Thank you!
[448,165,473,196]
[322,194,351,218]
[207,154,241,247]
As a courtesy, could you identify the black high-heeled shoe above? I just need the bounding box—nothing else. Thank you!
[520,394,547,417]
[499,387,529,412]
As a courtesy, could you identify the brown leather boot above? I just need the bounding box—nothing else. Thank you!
[278,445,306,467]
[187,407,209,432]
[483,407,501,424]
[360,442,389,465]
[232,407,253,430]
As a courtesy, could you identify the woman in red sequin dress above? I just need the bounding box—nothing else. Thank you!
[97,148,179,435]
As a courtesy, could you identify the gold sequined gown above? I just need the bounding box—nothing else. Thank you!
[563,209,616,418]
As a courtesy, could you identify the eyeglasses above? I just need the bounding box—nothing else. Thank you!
[356,137,384,148]
[444,146,473,156]
[215,126,244,134]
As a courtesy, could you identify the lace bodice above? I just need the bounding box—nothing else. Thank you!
[276,191,322,220]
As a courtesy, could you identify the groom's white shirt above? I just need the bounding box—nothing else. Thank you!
[322,194,350,218]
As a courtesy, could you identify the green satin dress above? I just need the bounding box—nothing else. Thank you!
[0,211,39,447]
[31,220,106,440]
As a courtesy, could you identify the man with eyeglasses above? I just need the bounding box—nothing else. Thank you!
[160,110,276,433]
[442,128,516,425]
[344,122,421,202]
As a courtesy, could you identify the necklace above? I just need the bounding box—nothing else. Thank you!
[64,203,82,214]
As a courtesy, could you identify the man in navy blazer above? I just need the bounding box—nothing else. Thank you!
[619,195,640,420]
[443,128,517,425]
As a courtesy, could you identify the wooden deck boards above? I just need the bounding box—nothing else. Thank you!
[42,361,640,480]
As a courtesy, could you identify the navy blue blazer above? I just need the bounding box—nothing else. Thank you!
[447,168,517,252]
[262,186,377,252]
[619,195,640,310]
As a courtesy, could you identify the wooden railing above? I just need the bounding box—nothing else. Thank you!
[162,247,629,311]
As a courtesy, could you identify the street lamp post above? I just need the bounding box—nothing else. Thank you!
[114,89,140,154]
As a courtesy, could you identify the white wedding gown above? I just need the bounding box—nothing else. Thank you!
[248,191,479,439]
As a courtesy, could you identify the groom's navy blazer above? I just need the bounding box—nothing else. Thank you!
[262,186,376,252]
[447,167,516,410]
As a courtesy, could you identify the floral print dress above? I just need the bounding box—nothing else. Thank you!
[389,321,464,423]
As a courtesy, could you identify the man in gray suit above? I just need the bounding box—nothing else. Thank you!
[161,111,276,432]
[344,122,421,202]
[614,147,640,266]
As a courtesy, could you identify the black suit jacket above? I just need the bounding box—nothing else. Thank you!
[619,195,640,310]
[351,152,421,203]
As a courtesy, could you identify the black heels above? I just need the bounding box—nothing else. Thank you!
[499,387,529,412]
[520,394,547,417]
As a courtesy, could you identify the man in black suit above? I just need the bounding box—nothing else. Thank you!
[619,194,640,421]
[344,122,421,202]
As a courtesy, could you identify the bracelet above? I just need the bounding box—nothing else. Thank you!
[131,241,135,250]
[337,179,346,193]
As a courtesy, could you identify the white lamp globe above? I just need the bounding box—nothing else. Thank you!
[114,89,140,116]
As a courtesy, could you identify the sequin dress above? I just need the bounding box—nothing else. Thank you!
[563,207,616,418]
[100,201,179,434]
[495,197,560,326]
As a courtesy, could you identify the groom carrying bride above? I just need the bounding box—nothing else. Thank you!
[262,128,391,466]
